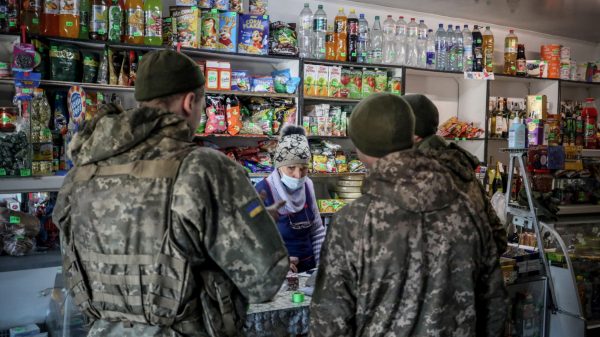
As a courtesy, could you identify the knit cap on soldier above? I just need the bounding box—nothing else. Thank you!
[402,94,439,138]
[348,93,415,158]
[274,125,311,168]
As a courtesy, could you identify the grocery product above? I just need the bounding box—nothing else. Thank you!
[205,61,219,90]
[162,16,174,45]
[205,95,227,134]
[50,44,80,82]
[90,0,108,40]
[472,25,483,72]
[249,0,267,15]
[269,21,297,56]
[272,69,290,94]
[124,0,144,44]
[171,6,199,48]
[325,24,335,61]
[370,16,382,63]
[437,117,483,139]
[303,64,317,96]
[218,61,231,90]
[82,51,99,83]
[42,0,60,36]
[143,0,162,45]
[201,9,219,50]
[503,29,518,75]
[333,8,347,62]
[229,0,242,12]
[12,44,35,72]
[483,26,494,72]
[251,76,273,92]
[107,0,123,42]
[527,119,543,146]
[582,98,597,149]
[516,44,526,76]
[357,13,368,63]
[316,65,328,96]
[231,70,249,91]
[374,69,387,93]
[362,68,375,97]
[317,199,347,213]
[22,0,42,34]
[381,15,395,64]
[237,14,269,55]
[527,95,548,120]
[328,66,342,97]
[297,3,312,59]
[226,95,241,135]
[197,0,212,8]
[79,0,91,38]
[218,11,237,52]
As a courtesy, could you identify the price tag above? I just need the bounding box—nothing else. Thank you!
[0,168,6,176]
[20,168,31,176]
[98,29,105,34]
[22,88,32,94]
[9,216,20,224]
[351,52,356,57]
[32,18,39,24]
[66,21,73,27]
[191,6,197,10]
[42,128,52,137]
[9,21,16,27]
[86,98,92,105]
[1,115,9,123]
[113,24,120,29]
[133,31,142,36]
[341,52,347,57]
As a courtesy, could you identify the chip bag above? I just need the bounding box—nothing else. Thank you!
[205,95,227,134]
[226,96,242,135]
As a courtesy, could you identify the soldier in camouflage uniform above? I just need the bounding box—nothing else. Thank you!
[405,94,507,256]
[310,93,508,337]
[53,50,289,337]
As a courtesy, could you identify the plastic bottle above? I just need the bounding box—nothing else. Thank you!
[107,0,122,42]
[394,16,407,65]
[347,9,358,62]
[334,8,347,62]
[508,116,526,149]
[325,24,335,61]
[405,18,418,66]
[22,0,42,34]
[454,26,463,71]
[462,24,473,72]
[90,0,108,40]
[483,26,494,72]
[370,16,383,64]
[357,13,369,63]
[312,5,326,59]
[516,44,526,76]
[504,29,518,75]
[435,23,446,71]
[298,3,313,59]
[425,28,435,70]
[42,0,60,36]
[582,98,598,149]
[143,0,161,45]
[472,25,483,72]
[416,19,427,68]
[79,0,91,39]
[59,0,80,38]
[382,15,396,64]
[445,24,455,71]
[124,0,143,44]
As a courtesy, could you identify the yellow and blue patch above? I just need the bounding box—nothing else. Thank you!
[245,199,264,218]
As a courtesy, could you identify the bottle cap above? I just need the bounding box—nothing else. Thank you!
[486,26,491,29]
[304,3,309,7]
[474,25,479,29]
[388,15,392,18]
[375,16,380,19]
[318,4,323,9]
[439,23,443,27]
[350,9,356,13]
[359,14,365,18]
[509,29,514,33]
[420,19,424,23]
[411,17,416,21]
[399,16,404,19]
[339,7,344,11]
[464,24,469,28]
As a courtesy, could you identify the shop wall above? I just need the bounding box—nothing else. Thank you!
[266,0,599,66]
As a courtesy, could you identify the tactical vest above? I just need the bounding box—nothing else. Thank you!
[61,150,245,336]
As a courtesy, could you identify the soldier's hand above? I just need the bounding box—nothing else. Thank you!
[290,256,299,273]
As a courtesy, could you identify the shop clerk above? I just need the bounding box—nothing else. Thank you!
[255,126,326,273]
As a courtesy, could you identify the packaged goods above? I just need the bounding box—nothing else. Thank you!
[82,52,100,83]
[374,69,387,93]
[198,0,212,8]
[526,60,548,78]
[269,21,298,56]
[214,0,229,10]
[437,117,484,139]
[272,100,296,134]
[389,77,402,94]
[231,70,250,91]
[328,66,342,97]
[9,324,40,337]
[205,61,219,90]
[527,95,548,120]
[272,69,290,94]
[317,199,347,213]
[527,119,544,146]
[303,64,317,96]
[316,65,328,96]
[226,96,241,135]
[68,86,86,131]
[249,0,267,15]
[205,95,227,134]
[218,62,231,90]
[251,76,274,92]
[171,6,199,48]
[50,44,80,82]
[229,0,242,12]
[162,17,175,46]
[362,69,376,97]
[12,44,36,72]
[201,9,219,50]
[218,11,237,52]
[0,107,17,133]
[238,14,269,55]
[0,131,29,176]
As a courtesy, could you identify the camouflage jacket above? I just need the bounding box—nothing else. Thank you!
[53,104,289,337]
[416,135,507,256]
[310,150,508,337]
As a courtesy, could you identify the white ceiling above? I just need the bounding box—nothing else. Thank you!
[351,0,600,42]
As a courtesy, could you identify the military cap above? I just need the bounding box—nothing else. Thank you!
[403,94,439,138]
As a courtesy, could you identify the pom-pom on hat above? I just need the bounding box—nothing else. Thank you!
[274,125,311,168]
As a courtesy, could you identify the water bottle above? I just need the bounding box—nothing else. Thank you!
[454,26,463,71]
[435,24,446,70]
[312,5,327,59]
[406,17,418,66]
[382,15,396,64]
[357,13,369,63]
[416,19,428,68]
[347,9,359,62]
[395,16,407,65]
[462,24,473,72]
[446,24,456,71]
[298,3,313,59]
[426,28,436,69]
[370,16,383,63]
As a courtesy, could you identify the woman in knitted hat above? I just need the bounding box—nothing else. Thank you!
[255,125,325,273]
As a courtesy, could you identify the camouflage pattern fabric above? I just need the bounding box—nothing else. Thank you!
[309,149,508,337]
[416,134,508,256]
[53,104,289,337]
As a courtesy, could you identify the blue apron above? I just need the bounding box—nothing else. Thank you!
[255,179,316,272]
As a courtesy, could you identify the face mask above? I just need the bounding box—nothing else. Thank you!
[280,173,306,191]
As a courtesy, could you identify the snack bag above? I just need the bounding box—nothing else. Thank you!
[238,14,269,55]
[269,21,298,56]
[226,96,242,135]
[205,95,227,134]
[272,69,291,93]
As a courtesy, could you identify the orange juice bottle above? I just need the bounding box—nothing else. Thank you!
[59,0,80,38]
[124,0,143,44]
[325,24,335,61]
[334,8,347,61]
[42,0,60,36]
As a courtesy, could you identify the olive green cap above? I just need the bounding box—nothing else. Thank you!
[348,93,415,158]
[403,94,439,138]
[135,50,205,101]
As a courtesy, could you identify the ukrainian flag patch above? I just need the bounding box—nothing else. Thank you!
[245,199,264,218]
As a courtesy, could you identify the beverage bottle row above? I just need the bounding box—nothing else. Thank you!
[299,5,531,76]
[0,0,162,45]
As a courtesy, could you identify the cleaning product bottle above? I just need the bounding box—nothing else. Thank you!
[508,116,526,149]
